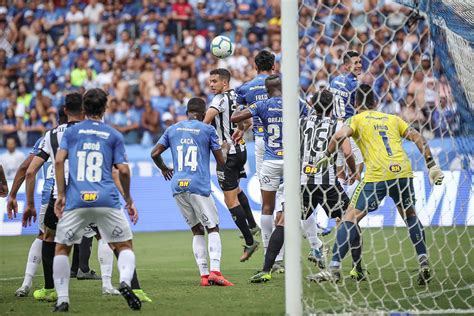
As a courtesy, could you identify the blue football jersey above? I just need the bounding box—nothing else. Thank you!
[329,73,358,119]
[158,120,221,197]
[249,97,308,160]
[236,74,269,137]
[31,137,54,205]
[59,120,127,211]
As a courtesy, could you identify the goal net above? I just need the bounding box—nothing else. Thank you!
[294,0,474,314]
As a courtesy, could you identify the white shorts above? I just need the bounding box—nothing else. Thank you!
[55,207,133,246]
[259,160,284,192]
[335,121,363,167]
[275,184,284,213]
[39,204,47,233]
[174,192,219,229]
[255,136,265,177]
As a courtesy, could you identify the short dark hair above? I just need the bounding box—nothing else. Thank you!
[187,97,206,114]
[57,105,68,124]
[310,90,333,115]
[343,50,360,64]
[355,84,376,109]
[64,92,83,115]
[209,68,231,83]
[255,50,275,72]
[83,88,108,117]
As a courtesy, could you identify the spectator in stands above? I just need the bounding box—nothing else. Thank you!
[24,107,46,146]
[2,107,21,146]
[109,98,140,145]
[431,96,459,137]
[0,137,25,180]
[140,100,161,146]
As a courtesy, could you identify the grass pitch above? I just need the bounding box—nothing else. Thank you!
[1,227,473,315]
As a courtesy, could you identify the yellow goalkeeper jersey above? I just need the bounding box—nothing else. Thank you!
[347,110,413,182]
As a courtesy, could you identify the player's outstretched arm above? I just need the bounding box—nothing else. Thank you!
[23,156,45,226]
[7,154,34,219]
[403,127,444,185]
[151,143,173,181]
[54,149,68,220]
[115,163,138,224]
[0,164,8,198]
[230,107,252,124]
[341,138,358,184]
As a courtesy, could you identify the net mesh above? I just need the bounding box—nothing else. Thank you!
[296,0,473,314]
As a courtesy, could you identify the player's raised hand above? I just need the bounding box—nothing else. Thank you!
[55,196,65,220]
[7,196,18,219]
[125,199,139,224]
[429,165,444,185]
[161,167,174,181]
[22,204,37,227]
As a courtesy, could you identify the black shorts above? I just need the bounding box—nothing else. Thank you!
[44,194,58,230]
[301,182,350,219]
[217,150,247,191]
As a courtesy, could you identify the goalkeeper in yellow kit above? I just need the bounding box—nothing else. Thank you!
[310,84,444,285]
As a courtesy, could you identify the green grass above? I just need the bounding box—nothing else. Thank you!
[1,227,473,315]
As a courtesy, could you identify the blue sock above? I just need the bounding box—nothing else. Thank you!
[331,221,359,264]
[406,216,427,257]
[351,224,362,270]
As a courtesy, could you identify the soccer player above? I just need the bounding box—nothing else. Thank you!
[311,84,444,285]
[234,50,285,270]
[151,97,234,287]
[300,90,357,270]
[203,68,259,262]
[53,88,140,311]
[24,94,84,302]
[7,107,65,297]
[329,50,364,195]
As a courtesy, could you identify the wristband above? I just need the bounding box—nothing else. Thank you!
[426,157,436,168]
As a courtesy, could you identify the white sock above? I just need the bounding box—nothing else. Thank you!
[276,242,284,262]
[22,238,43,288]
[345,180,360,198]
[117,249,135,286]
[302,214,323,250]
[208,232,221,273]
[192,235,209,276]
[98,239,114,289]
[261,214,274,254]
[53,255,70,305]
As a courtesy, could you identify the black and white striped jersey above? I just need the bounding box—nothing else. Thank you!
[37,121,79,198]
[300,114,338,185]
[209,89,246,154]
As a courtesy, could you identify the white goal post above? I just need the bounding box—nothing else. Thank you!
[281,0,303,315]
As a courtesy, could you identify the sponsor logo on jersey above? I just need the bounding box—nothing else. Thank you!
[258,127,264,133]
[178,179,191,187]
[389,163,402,173]
[81,191,99,202]
[277,150,283,156]
[303,165,318,174]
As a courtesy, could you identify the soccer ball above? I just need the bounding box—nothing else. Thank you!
[210,35,233,59]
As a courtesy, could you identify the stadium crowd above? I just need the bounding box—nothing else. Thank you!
[0,0,459,148]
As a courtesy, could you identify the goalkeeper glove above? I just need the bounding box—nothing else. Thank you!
[426,157,444,185]
[315,151,333,171]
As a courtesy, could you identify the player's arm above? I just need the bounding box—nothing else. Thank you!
[151,143,173,181]
[403,127,444,185]
[212,149,225,167]
[0,164,8,198]
[6,154,34,219]
[54,149,68,219]
[203,107,219,125]
[230,107,253,123]
[115,163,138,224]
[341,138,358,183]
[24,156,46,226]
[315,125,354,171]
[112,166,126,198]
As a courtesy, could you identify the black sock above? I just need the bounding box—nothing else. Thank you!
[113,249,141,289]
[263,226,284,272]
[238,191,256,228]
[229,205,253,245]
[71,244,79,274]
[78,237,93,272]
[42,241,55,289]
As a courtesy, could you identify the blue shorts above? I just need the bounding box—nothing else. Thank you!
[350,178,415,212]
